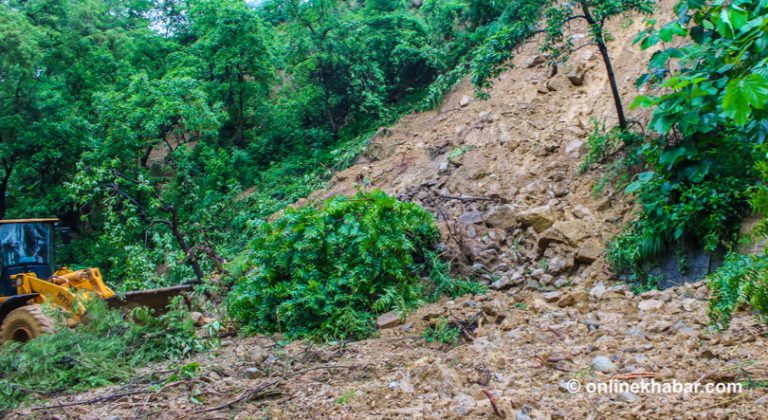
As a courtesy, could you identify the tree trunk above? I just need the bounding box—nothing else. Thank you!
[165,205,205,282]
[580,3,628,130]
[317,57,339,138]
[595,39,628,129]
[0,162,13,220]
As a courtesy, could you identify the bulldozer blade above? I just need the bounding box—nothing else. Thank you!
[106,284,195,312]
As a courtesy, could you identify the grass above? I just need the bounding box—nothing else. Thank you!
[423,317,462,346]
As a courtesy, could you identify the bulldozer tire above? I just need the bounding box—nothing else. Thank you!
[0,305,55,343]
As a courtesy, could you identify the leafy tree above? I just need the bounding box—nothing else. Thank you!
[610,0,766,294]
[185,0,276,147]
[543,0,655,129]
[71,73,224,282]
[0,4,43,218]
[0,0,549,291]
[468,1,543,96]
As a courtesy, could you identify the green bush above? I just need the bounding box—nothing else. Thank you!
[608,175,750,273]
[579,121,644,196]
[0,298,209,411]
[227,190,482,341]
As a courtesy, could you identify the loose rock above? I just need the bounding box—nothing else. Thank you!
[377,310,402,329]
[592,355,618,373]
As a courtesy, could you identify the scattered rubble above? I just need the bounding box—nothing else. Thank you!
[16,284,768,419]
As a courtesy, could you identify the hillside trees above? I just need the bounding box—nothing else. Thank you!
[609,0,765,277]
[0,4,42,219]
[0,0,549,288]
[616,0,768,322]
[71,74,224,283]
[0,0,165,221]
[185,0,276,148]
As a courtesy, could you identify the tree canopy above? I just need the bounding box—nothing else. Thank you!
[0,0,548,286]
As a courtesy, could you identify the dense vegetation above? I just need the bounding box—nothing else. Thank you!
[580,0,768,323]
[1,0,545,289]
[1,0,768,413]
[228,190,481,341]
[0,1,541,408]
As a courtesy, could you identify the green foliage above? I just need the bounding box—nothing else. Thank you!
[0,0,551,293]
[228,190,482,342]
[423,317,461,346]
[608,0,766,275]
[633,0,768,140]
[0,297,210,411]
[609,174,749,272]
[708,143,768,328]
[468,0,545,96]
[335,390,358,405]
[543,0,655,63]
[580,121,644,197]
[708,253,768,327]
[580,122,641,172]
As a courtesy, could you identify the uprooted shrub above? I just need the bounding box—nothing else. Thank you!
[0,297,211,411]
[227,189,482,342]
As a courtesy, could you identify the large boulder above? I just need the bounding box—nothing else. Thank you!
[577,237,605,263]
[457,210,484,225]
[565,139,586,159]
[548,255,574,275]
[565,62,588,86]
[552,220,588,245]
[484,205,519,230]
[518,204,558,233]
[377,311,402,329]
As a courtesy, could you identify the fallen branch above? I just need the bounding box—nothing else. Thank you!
[482,389,504,418]
[198,364,362,414]
[198,379,282,414]
[32,390,148,410]
[612,372,657,380]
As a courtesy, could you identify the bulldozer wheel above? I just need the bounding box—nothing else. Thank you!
[0,305,55,343]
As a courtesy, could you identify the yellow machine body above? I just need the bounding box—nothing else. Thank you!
[1,267,116,320]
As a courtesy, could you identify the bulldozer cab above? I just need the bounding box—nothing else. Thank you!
[0,219,57,296]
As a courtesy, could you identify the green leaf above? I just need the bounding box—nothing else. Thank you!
[650,112,677,134]
[630,95,655,110]
[625,171,655,194]
[723,74,768,126]
[659,22,687,42]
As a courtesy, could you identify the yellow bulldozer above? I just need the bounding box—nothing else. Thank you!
[0,219,193,343]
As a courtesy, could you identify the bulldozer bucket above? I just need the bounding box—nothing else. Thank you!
[106,284,195,312]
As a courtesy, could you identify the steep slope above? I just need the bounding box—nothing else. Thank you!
[303,7,658,291]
